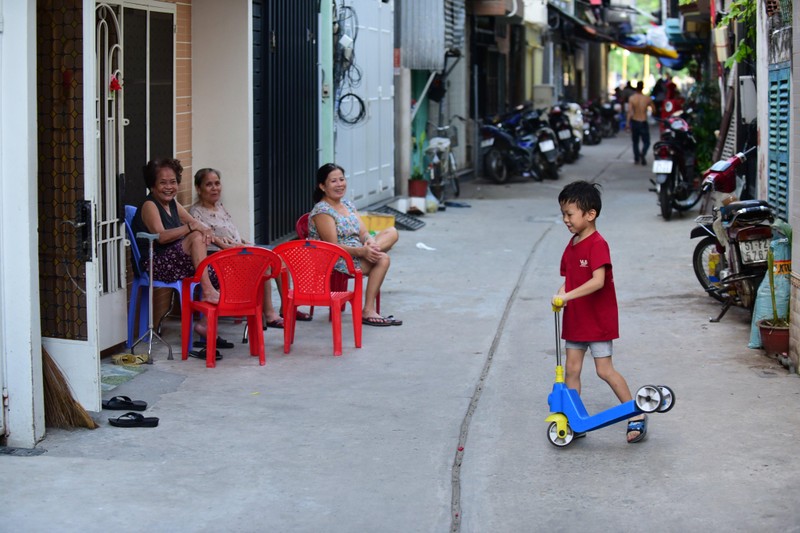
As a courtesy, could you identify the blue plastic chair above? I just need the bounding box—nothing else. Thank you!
[124,205,198,348]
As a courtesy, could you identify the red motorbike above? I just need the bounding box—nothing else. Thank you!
[690,147,773,322]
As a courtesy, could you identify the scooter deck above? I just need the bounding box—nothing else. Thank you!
[548,383,640,433]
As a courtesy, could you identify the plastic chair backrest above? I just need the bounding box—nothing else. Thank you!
[274,240,356,297]
[124,204,145,279]
[296,213,310,239]
[191,247,282,310]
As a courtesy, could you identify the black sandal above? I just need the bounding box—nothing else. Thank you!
[188,348,223,361]
[193,336,234,349]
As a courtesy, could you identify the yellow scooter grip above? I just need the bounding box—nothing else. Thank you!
[552,296,564,312]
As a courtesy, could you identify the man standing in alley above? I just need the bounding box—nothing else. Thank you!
[626,81,656,166]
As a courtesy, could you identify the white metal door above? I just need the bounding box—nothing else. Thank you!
[42,2,127,412]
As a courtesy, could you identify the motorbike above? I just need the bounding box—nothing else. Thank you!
[650,109,699,220]
[548,103,580,164]
[480,115,537,184]
[521,109,560,180]
[580,101,602,146]
[691,198,774,322]
[595,99,620,138]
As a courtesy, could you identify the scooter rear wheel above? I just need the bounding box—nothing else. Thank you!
[656,386,675,413]
[547,421,575,447]
[692,236,728,303]
[635,385,663,413]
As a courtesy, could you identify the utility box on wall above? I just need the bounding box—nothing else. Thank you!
[738,75,756,124]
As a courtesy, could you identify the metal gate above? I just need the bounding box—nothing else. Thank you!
[253,0,319,243]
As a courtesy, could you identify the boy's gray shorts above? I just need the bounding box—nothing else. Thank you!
[564,340,613,358]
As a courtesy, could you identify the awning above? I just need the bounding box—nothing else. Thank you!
[615,34,679,59]
[547,4,614,44]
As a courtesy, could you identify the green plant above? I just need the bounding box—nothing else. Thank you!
[686,80,721,172]
[410,166,425,181]
[719,0,756,68]
[764,247,790,328]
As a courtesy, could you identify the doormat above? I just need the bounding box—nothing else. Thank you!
[372,206,426,230]
[101,362,147,392]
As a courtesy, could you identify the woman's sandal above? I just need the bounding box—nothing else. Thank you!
[188,348,223,361]
[627,414,648,443]
[108,412,159,428]
[362,316,393,327]
[193,336,234,349]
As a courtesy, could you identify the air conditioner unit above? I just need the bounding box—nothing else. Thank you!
[738,76,756,124]
[524,0,548,27]
[533,84,555,109]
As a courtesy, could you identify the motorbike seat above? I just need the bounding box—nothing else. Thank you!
[720,199,773,224]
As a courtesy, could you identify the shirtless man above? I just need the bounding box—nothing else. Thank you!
[626,81,657,165]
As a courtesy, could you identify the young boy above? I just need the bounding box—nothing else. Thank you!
[552,181,647,443]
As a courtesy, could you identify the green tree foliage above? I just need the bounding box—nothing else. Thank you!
[719,0,756,68]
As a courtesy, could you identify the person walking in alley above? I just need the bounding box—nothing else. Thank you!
[626,81,656,165]
[551,181,647,443]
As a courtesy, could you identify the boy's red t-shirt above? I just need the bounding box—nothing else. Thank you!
[559,231,619,342]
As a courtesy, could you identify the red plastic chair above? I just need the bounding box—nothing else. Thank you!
[273,240,362,356]
[180,247,282,368]
[295,213,379,315]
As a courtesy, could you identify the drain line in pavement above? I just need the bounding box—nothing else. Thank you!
[450,225,554,532]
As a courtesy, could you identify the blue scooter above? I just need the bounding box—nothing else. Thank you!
[545,299,675,447]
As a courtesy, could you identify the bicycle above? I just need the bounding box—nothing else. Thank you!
[425,116,464,203]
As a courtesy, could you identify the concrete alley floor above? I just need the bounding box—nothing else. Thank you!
[4,129,800,532]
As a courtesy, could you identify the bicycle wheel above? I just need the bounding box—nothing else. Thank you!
[447,152,460,199]
[430,163,445,203]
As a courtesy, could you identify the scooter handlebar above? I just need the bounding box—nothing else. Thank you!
[552,296,564,312]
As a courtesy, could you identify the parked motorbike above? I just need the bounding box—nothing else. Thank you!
[580,101,602,146]
[521,109,560,180]
[548,103,580,164]
[650,109,699,220]
[691,198,774,322]
[480,113,537,184]
[697,146,756,213]
[596,99,620,138]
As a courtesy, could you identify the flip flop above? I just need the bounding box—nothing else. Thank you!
[108,412,159,428]
[263,318,284,330]
[188,348,223,361]
[384,315,403,326]
[193,336,234,349]
[283,310,313,322]
[102,395,147,411]
[362,316,393,327]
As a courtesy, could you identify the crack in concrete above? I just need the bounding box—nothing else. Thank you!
[449,224,555,532]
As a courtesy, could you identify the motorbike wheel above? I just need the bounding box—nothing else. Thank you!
[485,148,509,184]
[537,153,559,180]
[659,173,675,221]
[692,236,728,303]
[673,169,702,212]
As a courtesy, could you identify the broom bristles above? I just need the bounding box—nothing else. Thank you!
[42,347,98,429]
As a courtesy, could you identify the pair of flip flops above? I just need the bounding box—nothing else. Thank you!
[102,395,147,411]
[362,315,403,327]
[193,335,234,349]
[263,317,284,330]
[188,348,223,361]
[108,412,159,428]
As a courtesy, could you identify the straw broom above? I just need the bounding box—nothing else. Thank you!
[42,347,98,429]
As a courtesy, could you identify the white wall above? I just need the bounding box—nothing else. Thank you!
[0,0,45,447]
[334,0,395,208]
[191,0,254,240]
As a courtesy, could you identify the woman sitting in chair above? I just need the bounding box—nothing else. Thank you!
[309,163,402,326]
[189,167,311,328]
[131,158,219,338]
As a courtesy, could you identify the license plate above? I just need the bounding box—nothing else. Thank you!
[480,138,494,148]
[539,139,556,152]
[652,159,673,174]
[741,239,770,264]
[558,129,572,140]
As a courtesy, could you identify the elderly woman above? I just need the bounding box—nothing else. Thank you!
[189,167,312,328]
[309,163,401,326]
[131,158,223,352]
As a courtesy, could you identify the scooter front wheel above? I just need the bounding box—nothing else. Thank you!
[547,421,575,447]
[635,385,663,413]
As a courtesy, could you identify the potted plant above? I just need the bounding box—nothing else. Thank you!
[408,166,428,198]
[757,247,790,354]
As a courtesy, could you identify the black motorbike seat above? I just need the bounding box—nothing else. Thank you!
[719,199,773,224]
